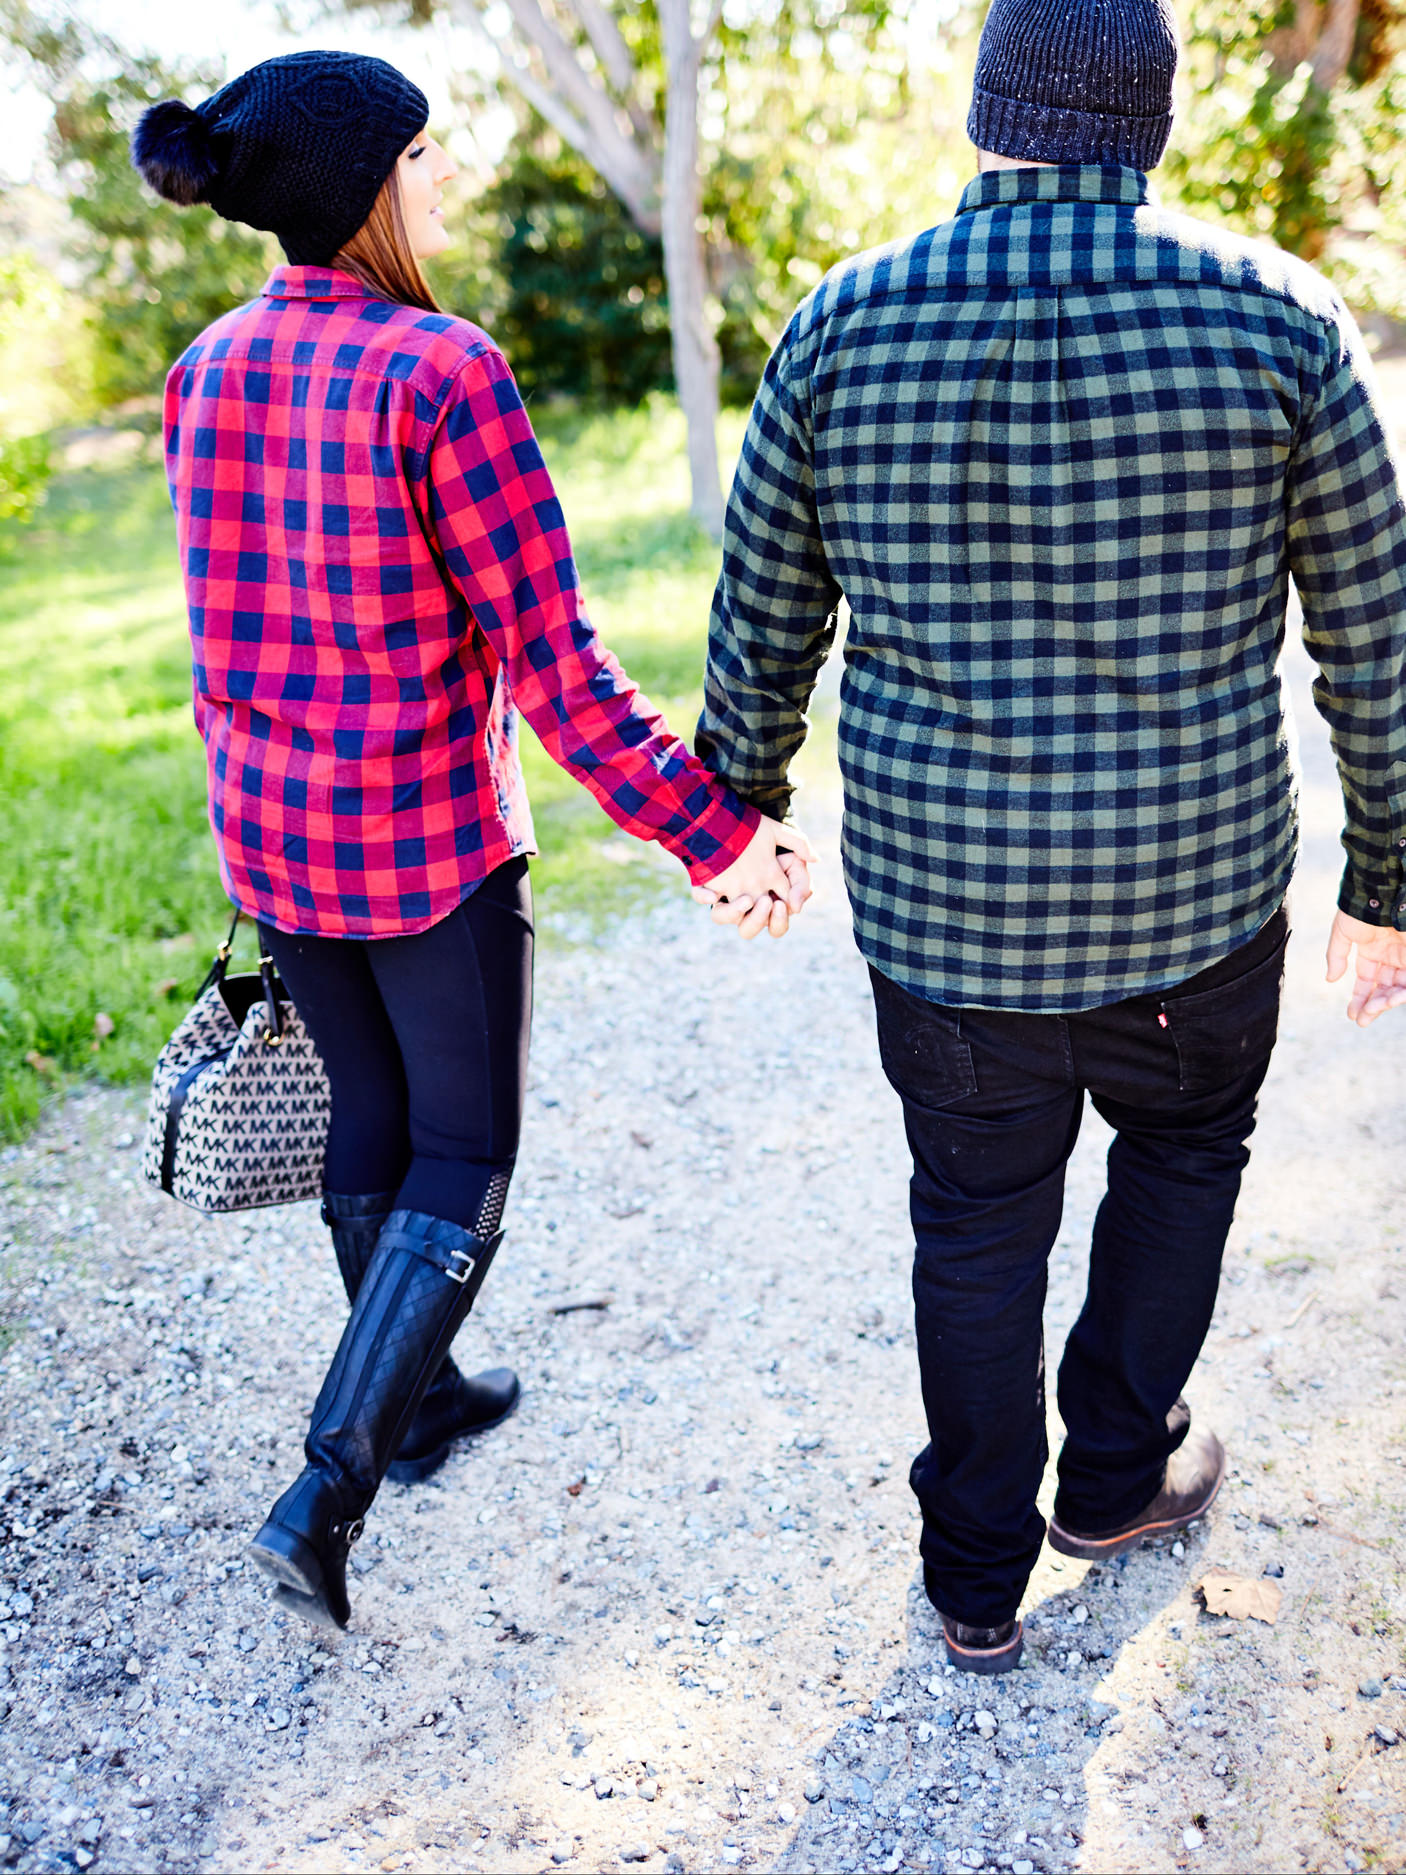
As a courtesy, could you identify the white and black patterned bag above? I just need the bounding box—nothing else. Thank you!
[142,912,331,1214]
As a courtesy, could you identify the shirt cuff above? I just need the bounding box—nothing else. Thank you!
[1339,861,1406,929]
[677,789,762,885]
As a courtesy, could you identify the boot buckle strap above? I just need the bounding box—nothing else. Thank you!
[444,1245,477,1285]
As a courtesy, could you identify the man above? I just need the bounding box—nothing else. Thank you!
[695,0,1406,1673]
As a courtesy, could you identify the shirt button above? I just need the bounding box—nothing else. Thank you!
[1369,898,1381,908]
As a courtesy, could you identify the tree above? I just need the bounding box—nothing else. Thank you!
[1,1,273,417]
[1167,0,1406,303]
[338,0,896,537]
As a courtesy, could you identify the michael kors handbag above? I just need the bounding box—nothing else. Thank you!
[141,910,331,1214]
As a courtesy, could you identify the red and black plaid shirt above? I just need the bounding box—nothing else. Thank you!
[163,266,757,936]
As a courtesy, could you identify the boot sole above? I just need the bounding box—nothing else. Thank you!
[249,1520,347,1629]
[1046,1454,1227,1561]
[384,1380,522,1487]
[943,1619,1024,1676]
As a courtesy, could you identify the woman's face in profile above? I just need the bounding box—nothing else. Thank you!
[398,133,457,259]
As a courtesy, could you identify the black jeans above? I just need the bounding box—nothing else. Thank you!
[870,908,1288,1627]
[259,857,534,1234]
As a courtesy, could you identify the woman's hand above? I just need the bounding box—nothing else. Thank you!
[691,819,816,940]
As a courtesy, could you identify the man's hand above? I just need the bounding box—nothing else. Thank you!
[1326,910,1406,1025]
[691,819,816,940]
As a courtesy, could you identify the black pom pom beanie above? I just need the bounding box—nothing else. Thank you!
[131,50,428,266]
[967,0,1179,172]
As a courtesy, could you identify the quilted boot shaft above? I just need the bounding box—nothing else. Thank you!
[322,1189,517,1483]
[322,1188,399,1296]
[304,1208,504,1498]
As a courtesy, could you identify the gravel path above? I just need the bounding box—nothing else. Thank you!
[2,625,1406,1875]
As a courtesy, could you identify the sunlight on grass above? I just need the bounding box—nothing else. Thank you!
[0,397,837,1138]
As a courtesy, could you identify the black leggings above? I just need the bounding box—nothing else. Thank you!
[258,858,533,1234]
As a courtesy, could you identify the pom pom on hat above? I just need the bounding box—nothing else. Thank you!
[131,98,221,206]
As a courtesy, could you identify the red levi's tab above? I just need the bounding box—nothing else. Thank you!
[163,266,757,937]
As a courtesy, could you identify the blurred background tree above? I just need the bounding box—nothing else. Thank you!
[1165,0,1406,318]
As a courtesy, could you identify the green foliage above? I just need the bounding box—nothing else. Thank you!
[1166,0,1406,317]
[435,134,672,404]
[0,401,757,1139]
[53,59,276,413]
[0,253,63,526]
[1,6,273,416]
[0,433,52,526]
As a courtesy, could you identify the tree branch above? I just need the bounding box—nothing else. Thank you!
[449,0,660,230]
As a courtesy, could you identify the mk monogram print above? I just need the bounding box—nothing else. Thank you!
[143,978,331,1214]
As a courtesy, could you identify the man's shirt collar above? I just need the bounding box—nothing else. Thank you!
[956,164,1156,217]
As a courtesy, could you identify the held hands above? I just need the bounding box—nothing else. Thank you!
[1326,911,1406,1025]
[691,817,816,940]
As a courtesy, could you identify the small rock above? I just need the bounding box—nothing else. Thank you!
[777,1802,796,1824]
[79,1821,102,1846]
[664,1857,686,1875]
[1212,1756,1229,1777]
[594,1778,614,1800]
[1263,1561,1284,1578]
[1375,1726,1399,1748]
[804,1778,825,1803]
[1070,1604,1088,1625]
[550,1846,573,1866]
[21,1822,44,1844]
[267,1708,291,1730]
[851,1775,873,1803]
[1013,1862,1034,1875]
[973,1709,997,1738]
[620,1846,650,1864]
[1171,1540,1185,1559]
[75,1852,94,1871]
[639,1780,657,1803]
[1183,1825,1204,1850]
[123,1656,141,1678]
[238,1632,258,1653]
[1065,1650,1083,1670]
[1359,1677,1384,1699]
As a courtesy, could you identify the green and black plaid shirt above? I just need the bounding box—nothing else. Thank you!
[697,165,1406,1011]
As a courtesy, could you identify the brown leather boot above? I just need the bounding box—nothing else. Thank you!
[1047,1426,1226,1560]
[940,1614,1024,1675]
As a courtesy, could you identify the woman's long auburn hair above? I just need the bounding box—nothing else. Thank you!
[334,163,442,315]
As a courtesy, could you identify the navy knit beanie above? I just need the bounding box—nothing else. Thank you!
[131,51,429,266]
[968,0,1178,172]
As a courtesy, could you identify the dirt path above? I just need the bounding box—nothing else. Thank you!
[2,616,1405,1875]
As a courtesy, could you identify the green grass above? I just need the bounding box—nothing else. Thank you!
[0,398,759,1139]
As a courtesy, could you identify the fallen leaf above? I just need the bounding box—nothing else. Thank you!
[93,1011,115,1039]
[24,1051,55,1077]
[1197,1567,1282,1624]
[565,1477,585,1497]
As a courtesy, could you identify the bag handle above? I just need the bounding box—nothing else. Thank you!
[194,910,286,1045]
[195,907,243,998]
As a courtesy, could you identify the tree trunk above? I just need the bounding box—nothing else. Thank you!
[658,0,724,539]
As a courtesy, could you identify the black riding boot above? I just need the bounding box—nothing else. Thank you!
[250,1209,505,1628]
[322,1190,519,1483]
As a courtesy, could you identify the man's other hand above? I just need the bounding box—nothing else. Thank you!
[691,822,815,940]
[1326,910,1406,1025]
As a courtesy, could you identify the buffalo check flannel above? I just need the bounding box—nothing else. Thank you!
[697,165,1406,1012]
[163,266,757,937]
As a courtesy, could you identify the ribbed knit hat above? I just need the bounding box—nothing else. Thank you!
[967,0,1178,172]
[131,51,429,266]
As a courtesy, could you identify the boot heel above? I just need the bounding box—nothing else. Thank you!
[249,1517,326,1600]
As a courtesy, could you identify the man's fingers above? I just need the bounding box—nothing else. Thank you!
[767,895,790,939]
[775,825,817,865]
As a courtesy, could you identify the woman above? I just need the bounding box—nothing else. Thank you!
[133,50,810,1630]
